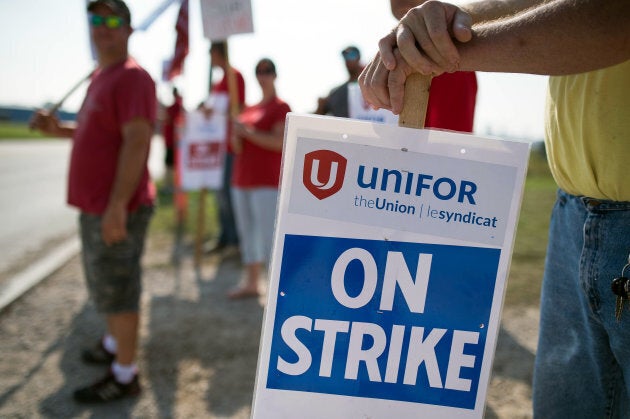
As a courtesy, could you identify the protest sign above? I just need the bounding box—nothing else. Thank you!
[200,0,254,41]
[252,114,530,418]
[196,0,253,267]
[179,94,228,191]
[348,82,398,125]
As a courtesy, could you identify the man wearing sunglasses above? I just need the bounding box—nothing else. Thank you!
[315,45,365,118]
[30,0,156,404]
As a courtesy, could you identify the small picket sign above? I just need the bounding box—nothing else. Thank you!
[251,75,530,418]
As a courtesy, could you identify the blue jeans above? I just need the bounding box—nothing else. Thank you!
[533,189,630,418]
[217,152,239,246]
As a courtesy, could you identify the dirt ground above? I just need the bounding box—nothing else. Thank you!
[0,233,539,418]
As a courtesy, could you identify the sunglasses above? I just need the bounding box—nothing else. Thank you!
[89,14,126,29]
[342,51,359,61]
[256,68,275,76]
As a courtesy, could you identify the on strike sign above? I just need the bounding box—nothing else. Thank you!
[252,114,530,418]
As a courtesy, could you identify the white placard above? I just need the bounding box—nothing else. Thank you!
[252,114,530,418]
[348,82,399,125]
[179,97,228,191]
[200,0,254,41]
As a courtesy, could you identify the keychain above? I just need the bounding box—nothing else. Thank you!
[611,253,630,322]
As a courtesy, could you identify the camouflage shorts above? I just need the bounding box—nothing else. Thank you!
[79,205,153,314]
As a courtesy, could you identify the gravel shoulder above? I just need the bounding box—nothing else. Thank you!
[0,233,538,418]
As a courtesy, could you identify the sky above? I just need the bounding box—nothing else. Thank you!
[0,0,548,140]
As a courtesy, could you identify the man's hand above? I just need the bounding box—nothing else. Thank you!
[360,1,472,113]
[101,203,128,246]
[29,110,61,135]
[359,49,417,115]
[389,1,472,74]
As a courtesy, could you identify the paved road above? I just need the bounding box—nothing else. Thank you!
[0,140,76,274]
[0,137,165,276]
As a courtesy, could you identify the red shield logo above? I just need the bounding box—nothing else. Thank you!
[303,150,347,200]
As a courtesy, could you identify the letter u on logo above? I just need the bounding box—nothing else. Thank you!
[303,150,347,200]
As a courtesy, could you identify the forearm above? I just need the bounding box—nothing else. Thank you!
[108,124,151,210]
[243,125,284,151]
[460,0,630,74]
[360,0,628,113]
[460,0,542,23]
[55,123,77,138]
[391,0,425,19]
[392,0,541,21]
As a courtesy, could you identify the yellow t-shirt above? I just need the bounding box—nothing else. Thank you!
[545,60,630,201]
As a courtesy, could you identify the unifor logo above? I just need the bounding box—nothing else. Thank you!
[303,150,347,200]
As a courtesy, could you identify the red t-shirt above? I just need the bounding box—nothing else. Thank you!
[68,57,157,215]
[232,97,291,188]
[212,68,246,105]
[163,96,183,148]
[425,71,477,132]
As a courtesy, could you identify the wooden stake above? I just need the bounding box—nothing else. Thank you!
[398,73,432,129]
[173,118,187,265]
[193,38,241,269]
[225,50,241,119]
[194,188,207,268]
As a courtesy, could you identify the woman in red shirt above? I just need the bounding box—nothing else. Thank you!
[228,58,291,299]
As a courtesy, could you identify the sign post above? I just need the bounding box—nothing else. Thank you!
[192,0,254,268]
[179,107,228,266]
[252,75,530,418]
[399,74,432,129]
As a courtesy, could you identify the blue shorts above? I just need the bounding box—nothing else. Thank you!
[79,205,153,314]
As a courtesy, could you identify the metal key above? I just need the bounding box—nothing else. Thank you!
[612,276,629,321]
[611,255,630,322]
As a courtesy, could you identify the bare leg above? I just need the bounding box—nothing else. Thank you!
[228,261,261,299]
[107,311,139,365]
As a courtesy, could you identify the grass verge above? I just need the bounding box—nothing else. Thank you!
[150,187,220,243]
[505,147,556,307]
[0,122,45,139]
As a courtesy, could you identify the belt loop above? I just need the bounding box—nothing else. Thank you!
[581,197,597,208]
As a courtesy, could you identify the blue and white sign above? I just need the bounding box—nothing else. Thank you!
[252,114,530,418]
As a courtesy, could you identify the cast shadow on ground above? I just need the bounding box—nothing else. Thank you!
[31,240,258,418]
[21,241,533,418]
[484,325,535,418]
[145,252,263,418]
[37,302,139,418]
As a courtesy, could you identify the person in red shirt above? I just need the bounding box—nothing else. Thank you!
[162,86,183,191]
[30,0,155,403]
[201,41,246,253]
[424,71,476,132]
[228,58,291,299]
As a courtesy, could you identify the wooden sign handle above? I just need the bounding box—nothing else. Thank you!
[398,73,432,129]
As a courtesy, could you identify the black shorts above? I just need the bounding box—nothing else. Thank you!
[164,148,175,168]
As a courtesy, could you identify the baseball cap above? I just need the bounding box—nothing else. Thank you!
[87,0,131,24]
